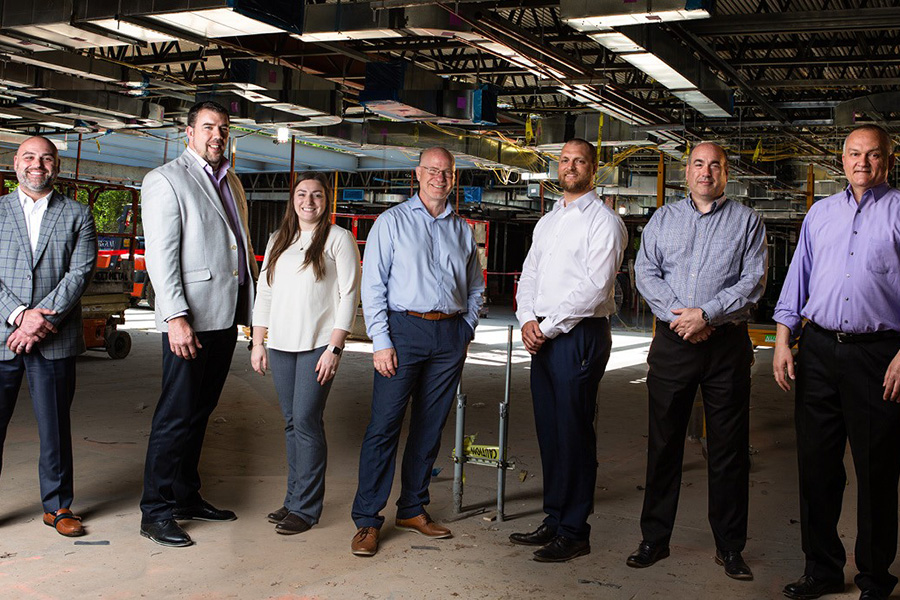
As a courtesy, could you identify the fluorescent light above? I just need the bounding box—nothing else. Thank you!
[148,9,283,38]
[588,31,644,52]
[276,127,290,144]
[293,29,403,42]
[621,53,695,90]
[39,121,74,129]
[671,90,731,117]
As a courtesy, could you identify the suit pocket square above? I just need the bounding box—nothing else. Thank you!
[183,267,212,284]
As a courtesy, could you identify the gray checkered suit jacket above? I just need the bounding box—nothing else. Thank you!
[0,191,97,360]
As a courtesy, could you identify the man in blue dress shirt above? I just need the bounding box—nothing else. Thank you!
[629,142,767,580]
[351,147,484,557]
[775,125,900,600]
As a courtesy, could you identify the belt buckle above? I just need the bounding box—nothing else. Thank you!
[835,332,849,343]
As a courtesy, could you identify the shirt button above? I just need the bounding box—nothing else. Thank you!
[231,244,237,250]
[845,298,849,301]
[854,231,858,235]
[233,270,238,276]
[850,252,854,256]
[844,320,849,323]
[846,274,850,277]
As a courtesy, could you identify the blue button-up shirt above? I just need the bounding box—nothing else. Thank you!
[361,195,485,351]
[635,195,768,326]
[774,182,900,335]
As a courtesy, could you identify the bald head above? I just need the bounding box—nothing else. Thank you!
[414,146,456,209]
[14,136,59,199]
[686,142,729,205]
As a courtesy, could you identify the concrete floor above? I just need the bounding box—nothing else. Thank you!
[0,307,880,599]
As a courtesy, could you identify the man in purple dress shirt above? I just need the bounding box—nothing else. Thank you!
[774,125,900,600]
[140,101,258,547]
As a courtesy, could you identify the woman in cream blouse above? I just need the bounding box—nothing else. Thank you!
[251,172,360,535]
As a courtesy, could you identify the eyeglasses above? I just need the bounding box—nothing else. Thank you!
[422,167,454,178]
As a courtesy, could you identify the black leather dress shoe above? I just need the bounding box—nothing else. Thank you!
[172,500,237,522]
[859,589,886,600]
[509,524,556,547]
[782,575,844,599]
[267,506,289,524]
[275,513,312,535]
[715,549,753,580]
[626,540,670,568]
[532,535,590,562]
[140,519,193,547]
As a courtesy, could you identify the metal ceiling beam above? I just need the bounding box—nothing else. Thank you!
[667,24,790,124]
[750,77,900,89]
[684,8,900,36]
[730,54,900,68]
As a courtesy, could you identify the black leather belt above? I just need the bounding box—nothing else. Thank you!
[807,321,900,344]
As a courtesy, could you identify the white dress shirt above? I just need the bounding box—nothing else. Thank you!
[515,190,627,339]
[7,188,51,325]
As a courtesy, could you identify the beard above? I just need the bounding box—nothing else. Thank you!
[560,171,592,194]
[16,169,56,194]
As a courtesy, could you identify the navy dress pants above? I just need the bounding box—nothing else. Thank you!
[352,312,471,529]
[530,317,611,541]
[0,352,76,512]
[141,325,237,523]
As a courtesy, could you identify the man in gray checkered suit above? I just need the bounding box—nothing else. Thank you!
[0,136,97,537]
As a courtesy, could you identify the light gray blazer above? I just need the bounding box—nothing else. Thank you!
[141,150,258,333]
[0,191,97,360]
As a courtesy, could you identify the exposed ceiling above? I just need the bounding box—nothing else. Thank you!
[0,0,897,195]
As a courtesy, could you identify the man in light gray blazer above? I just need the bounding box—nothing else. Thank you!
[140,101,258,547]
[0,136,96,537]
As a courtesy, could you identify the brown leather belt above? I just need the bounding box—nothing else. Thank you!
[406,310,459,321]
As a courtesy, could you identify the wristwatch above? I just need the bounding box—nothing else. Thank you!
[327,345,343,356]
[701,309,710,324]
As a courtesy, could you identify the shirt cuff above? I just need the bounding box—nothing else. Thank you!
[7,305,26,327]
[372,332,394,352]
[699,300,722,324]
[165,311,189,322]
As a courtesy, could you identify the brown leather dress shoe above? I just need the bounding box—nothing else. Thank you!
[43,509,85,537]
[351,526,379,556]
[395,513,452,538]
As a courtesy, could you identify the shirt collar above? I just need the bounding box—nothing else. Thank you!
[186,146,229,181]
[17,187,52,208]
[688,193,726,215]
[409,194,453,219]
[843,181,892,205]
[558,190,597,212]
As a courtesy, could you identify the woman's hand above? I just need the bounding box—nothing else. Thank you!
[251,344,268,375]
[315,348,341,385]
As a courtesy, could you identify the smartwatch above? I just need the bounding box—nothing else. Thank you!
[701,309,710,324]
[327,345,343,356]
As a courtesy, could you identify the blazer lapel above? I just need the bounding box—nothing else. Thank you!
[179,151,229,224]
[3,193,34,267]
[32,191,63,267]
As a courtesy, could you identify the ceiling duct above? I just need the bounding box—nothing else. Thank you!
[561,0,714,31]
[532,114,656,153]
[295,2,469,42]
[587,25,731,117]
[304,120,544,172]
[73,0,304,44]
[360,61,498,125]
[0,50,146,87]
[196,60,343,129]
[834,91,900,127]
[0,60,164,129]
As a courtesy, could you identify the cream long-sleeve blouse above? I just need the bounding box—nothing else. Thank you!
[252,225,361,352]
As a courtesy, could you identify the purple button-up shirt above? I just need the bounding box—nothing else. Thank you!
[187,147,248,285]
[773,182,900,335]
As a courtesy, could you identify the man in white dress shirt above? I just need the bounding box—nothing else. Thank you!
[0,136,96,537]
[510,138,627,562]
